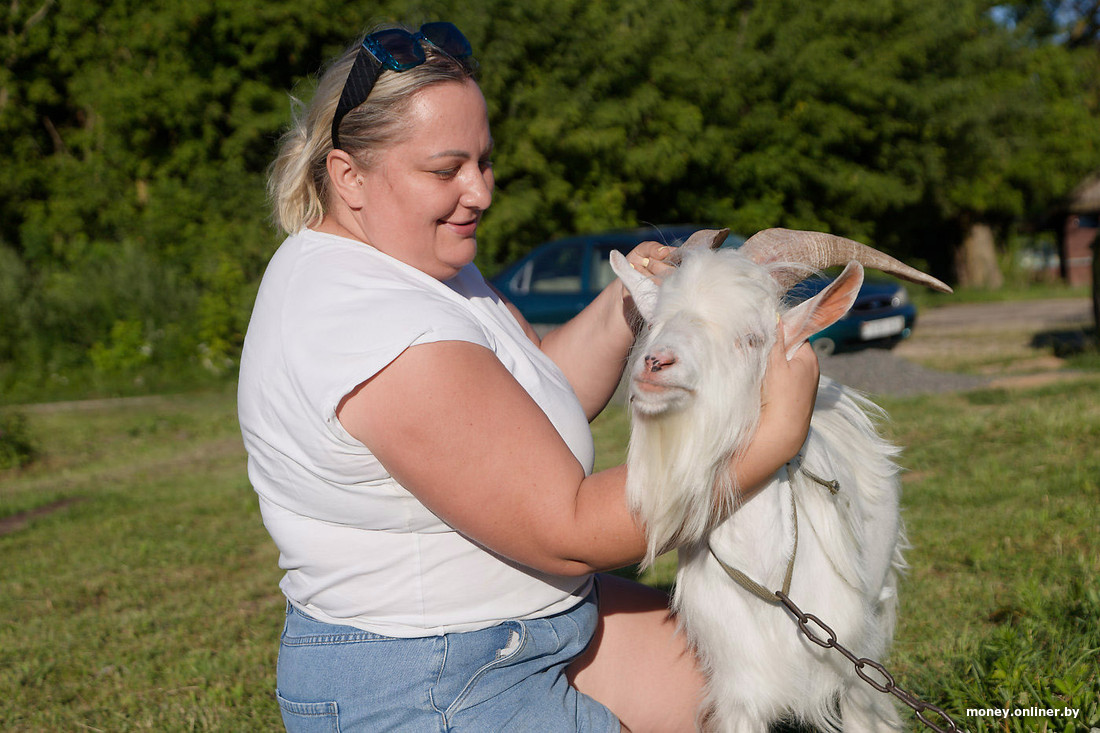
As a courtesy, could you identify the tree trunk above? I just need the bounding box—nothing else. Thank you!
[1092,236,1099,337]
[954,221,1004,289]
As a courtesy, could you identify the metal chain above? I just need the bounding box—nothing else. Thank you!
[710,461,965,731]
[774,591,965,733]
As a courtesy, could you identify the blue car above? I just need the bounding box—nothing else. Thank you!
[490,226,918,355]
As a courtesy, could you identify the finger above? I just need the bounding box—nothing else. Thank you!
[652,244,673,262]
[628,245,674,278]
[633,242,673,262]
[628,252,657,272]
[769,323,789,364]
[787,341,821,380]
[648,260,675,277]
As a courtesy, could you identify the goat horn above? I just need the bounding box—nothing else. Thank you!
[669,228,729,264]
[739,228,953,293]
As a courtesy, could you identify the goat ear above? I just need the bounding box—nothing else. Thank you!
[610,250,659,323]
[779,262,864,360]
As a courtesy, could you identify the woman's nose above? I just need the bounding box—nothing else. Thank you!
[461,169,493,211]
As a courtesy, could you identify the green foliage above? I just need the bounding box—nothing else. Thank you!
[939,579,1100,731]
[0,244,32,363]
[89,320,152,375]
[0,411,37,470]
[471,0,1100,276]
[0,0,365,390]
[2,0,1099,386]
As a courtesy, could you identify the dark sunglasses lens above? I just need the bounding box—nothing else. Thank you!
[420,22,472,58]
[371,29,425,69]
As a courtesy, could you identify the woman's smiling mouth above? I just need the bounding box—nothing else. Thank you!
[443,218,479,237]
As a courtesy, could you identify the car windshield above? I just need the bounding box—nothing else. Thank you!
[528,246,582,293]
[591,243,632,291]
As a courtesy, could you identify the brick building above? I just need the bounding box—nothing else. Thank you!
[1059,174,1100,287]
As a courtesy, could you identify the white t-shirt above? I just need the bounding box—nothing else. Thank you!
[237,229,595,637]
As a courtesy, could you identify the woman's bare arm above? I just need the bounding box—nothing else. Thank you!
[335,333,818,576]
[338,340,645,575]
[536,241,674,420]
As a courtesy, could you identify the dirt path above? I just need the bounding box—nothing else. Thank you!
[908,298,1092,333]
[821,297,1095,396]
[0,498,86,535]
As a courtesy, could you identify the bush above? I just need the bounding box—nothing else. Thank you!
[0,411,37,470]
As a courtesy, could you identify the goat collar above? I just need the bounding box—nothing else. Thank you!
[707,464,799,606]
[707,458,841,604]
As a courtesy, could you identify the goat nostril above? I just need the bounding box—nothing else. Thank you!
[644,352,677,372]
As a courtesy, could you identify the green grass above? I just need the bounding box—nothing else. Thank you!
[910,281,1092,311]
[0,386,285,730]
[880,381,1100,731]
[2,379,1099,731]
[0,360,235,408]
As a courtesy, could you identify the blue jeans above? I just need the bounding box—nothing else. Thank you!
[275,591,620,732]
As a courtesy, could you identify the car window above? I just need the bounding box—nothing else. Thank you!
[590,243,636,291]
[529,245,583,293]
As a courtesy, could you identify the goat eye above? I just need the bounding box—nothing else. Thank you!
[744,333,765,349]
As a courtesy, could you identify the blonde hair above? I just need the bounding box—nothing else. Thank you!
[267,30,475,234]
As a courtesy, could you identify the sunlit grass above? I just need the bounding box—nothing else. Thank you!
[599,378,1100,730]
[1,378,1097,730]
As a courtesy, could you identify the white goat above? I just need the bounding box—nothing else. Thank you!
[610,229,951,733]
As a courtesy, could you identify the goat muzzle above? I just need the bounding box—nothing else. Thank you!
[643,351,677,372]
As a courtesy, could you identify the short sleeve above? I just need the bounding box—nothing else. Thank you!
[280,249,492,428]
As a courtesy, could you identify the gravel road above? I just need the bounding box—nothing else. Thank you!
[819,348,991,396]
[819,297,1093,396]
[600,296,1094,403]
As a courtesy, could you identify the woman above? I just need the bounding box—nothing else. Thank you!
[238,21,820,732]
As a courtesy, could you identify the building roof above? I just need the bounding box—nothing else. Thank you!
[1067,173,1100,214]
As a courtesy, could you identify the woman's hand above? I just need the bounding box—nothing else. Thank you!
[538,240,677,418]
[622,240,676,285]
[723,328,820,503]
[760,327,820,448]
[618,241,676,326]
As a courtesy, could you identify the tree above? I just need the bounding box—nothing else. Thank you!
[0,0,369,374]
[995,0,1100,326]
[4,0,1099,391]
[470,0,1100,285]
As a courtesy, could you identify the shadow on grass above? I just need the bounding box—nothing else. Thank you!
[1031,327,1098,357]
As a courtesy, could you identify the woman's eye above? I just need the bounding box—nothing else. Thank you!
[432,168,459,179]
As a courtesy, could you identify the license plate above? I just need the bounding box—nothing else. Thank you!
[860,315,905,340]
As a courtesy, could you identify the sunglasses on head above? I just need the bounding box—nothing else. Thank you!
[331,22,473,151]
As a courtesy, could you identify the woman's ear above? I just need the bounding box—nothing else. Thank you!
[326,149,366,210]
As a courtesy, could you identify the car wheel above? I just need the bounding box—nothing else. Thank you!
[811,337,836,357]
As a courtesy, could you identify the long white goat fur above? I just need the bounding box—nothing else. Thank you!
[612,240,913,732]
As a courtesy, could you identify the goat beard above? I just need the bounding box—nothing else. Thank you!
[626,402,761,568]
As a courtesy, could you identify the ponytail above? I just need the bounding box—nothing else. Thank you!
[267,28,475,235]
